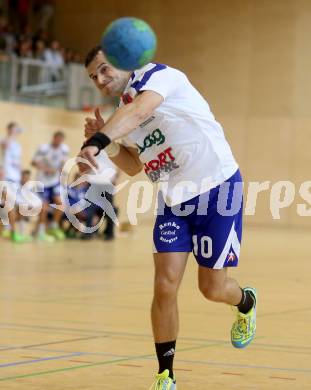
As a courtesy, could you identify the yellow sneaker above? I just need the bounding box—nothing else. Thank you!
[149,370,176,390]
[48,227,65,240]
[36,232,55,243]
[11,232,33,243]
[231,287,257,348]
[1,229,11,239]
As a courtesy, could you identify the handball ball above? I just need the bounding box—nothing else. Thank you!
[101,17,157,71]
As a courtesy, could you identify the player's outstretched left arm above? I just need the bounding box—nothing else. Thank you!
[78,91,163,171]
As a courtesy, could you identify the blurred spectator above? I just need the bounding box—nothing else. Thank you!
[0,16,16,54]
[9,0,31,33]
[73,51,82,64]
[33,0,55,31]
[33,27,48,46]
[16,37,32,57]
[33,38,45,60]
[43,39,65,79]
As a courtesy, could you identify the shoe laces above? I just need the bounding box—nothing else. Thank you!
[149,371,171,390]
[237,316,248,334]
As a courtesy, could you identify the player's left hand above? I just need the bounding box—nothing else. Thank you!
[77,145,99,173]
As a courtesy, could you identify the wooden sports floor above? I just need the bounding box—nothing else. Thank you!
[0,223,310,389]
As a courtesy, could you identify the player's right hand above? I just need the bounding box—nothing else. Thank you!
[77,145,99,173]
[84,107,105,139]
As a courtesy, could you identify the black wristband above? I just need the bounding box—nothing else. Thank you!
[81,132,111,155]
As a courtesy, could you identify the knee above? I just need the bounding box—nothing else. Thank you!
[199,281,224,302]
[154,277,179,304]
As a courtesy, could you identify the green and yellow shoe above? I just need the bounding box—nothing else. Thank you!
[1,229,11,239]
[11,231,33,243]
[149,370,176,390]
[231,287,257,349]
[48,227,65,240]
[36,232,55,243]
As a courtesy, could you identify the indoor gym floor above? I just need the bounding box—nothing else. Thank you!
[0,223,310,389]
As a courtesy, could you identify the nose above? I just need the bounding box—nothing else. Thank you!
[97,73,106,85]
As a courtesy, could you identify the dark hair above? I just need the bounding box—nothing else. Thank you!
[7,121,17,129]
[54,130,65,138]
[84,45,102,67]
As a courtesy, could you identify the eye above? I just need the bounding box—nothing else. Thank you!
[100,66,108,74]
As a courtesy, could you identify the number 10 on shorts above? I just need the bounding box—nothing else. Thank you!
[192,235,213,259]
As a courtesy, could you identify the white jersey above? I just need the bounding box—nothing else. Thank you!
[0,138,22,183]
[33,143,69,187]
[120,63,238,206]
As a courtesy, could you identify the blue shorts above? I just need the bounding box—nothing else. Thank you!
[153,170,243,269]
[40,183,61,203]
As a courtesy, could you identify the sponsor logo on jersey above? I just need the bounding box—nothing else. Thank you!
[139,115,155,128]
[227,250,236,262]
[121,93,133,105]
[144,147,179,182]
[159,222,180,244]
[136,128,165,154]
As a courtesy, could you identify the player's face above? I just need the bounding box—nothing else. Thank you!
[21,172,30,185]
[52,134,64,147]
[87,51,131,97]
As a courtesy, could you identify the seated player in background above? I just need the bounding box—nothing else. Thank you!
[79,46,257,389]
[32,130,68,242]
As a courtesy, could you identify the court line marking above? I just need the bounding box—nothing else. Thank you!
[0,342,222,382]
[0,353,82,368]
[270,376,296,381]
[0,335,103,352]
[0,321,266,346]
[149,357,311,374]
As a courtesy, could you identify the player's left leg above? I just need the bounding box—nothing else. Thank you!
[198,267,257,348]
[193,169,256,348]
[49,185,65,240]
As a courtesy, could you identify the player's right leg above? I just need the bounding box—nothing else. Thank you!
[36,192,55,242]
[150,251,189,390]
[150,194,193,389]
[47,185,65,240]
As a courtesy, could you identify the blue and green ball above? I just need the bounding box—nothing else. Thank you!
[101,17,157,71]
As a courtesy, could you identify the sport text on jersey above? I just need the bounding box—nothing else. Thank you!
[136,129,165,154]
[144,147,179,182]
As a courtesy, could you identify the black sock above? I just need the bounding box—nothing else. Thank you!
[237,288,255,314]
[155,340,176,378]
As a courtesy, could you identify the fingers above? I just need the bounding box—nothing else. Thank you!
[84,150,99,170]
[85,118,99,130]
[77,147,99,174]
[94,107,103,122]
[84,124,97,139]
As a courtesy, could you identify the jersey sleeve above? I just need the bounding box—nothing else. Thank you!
[62,144,70,160]
[131,64,180,100]
[32,144,48,162]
